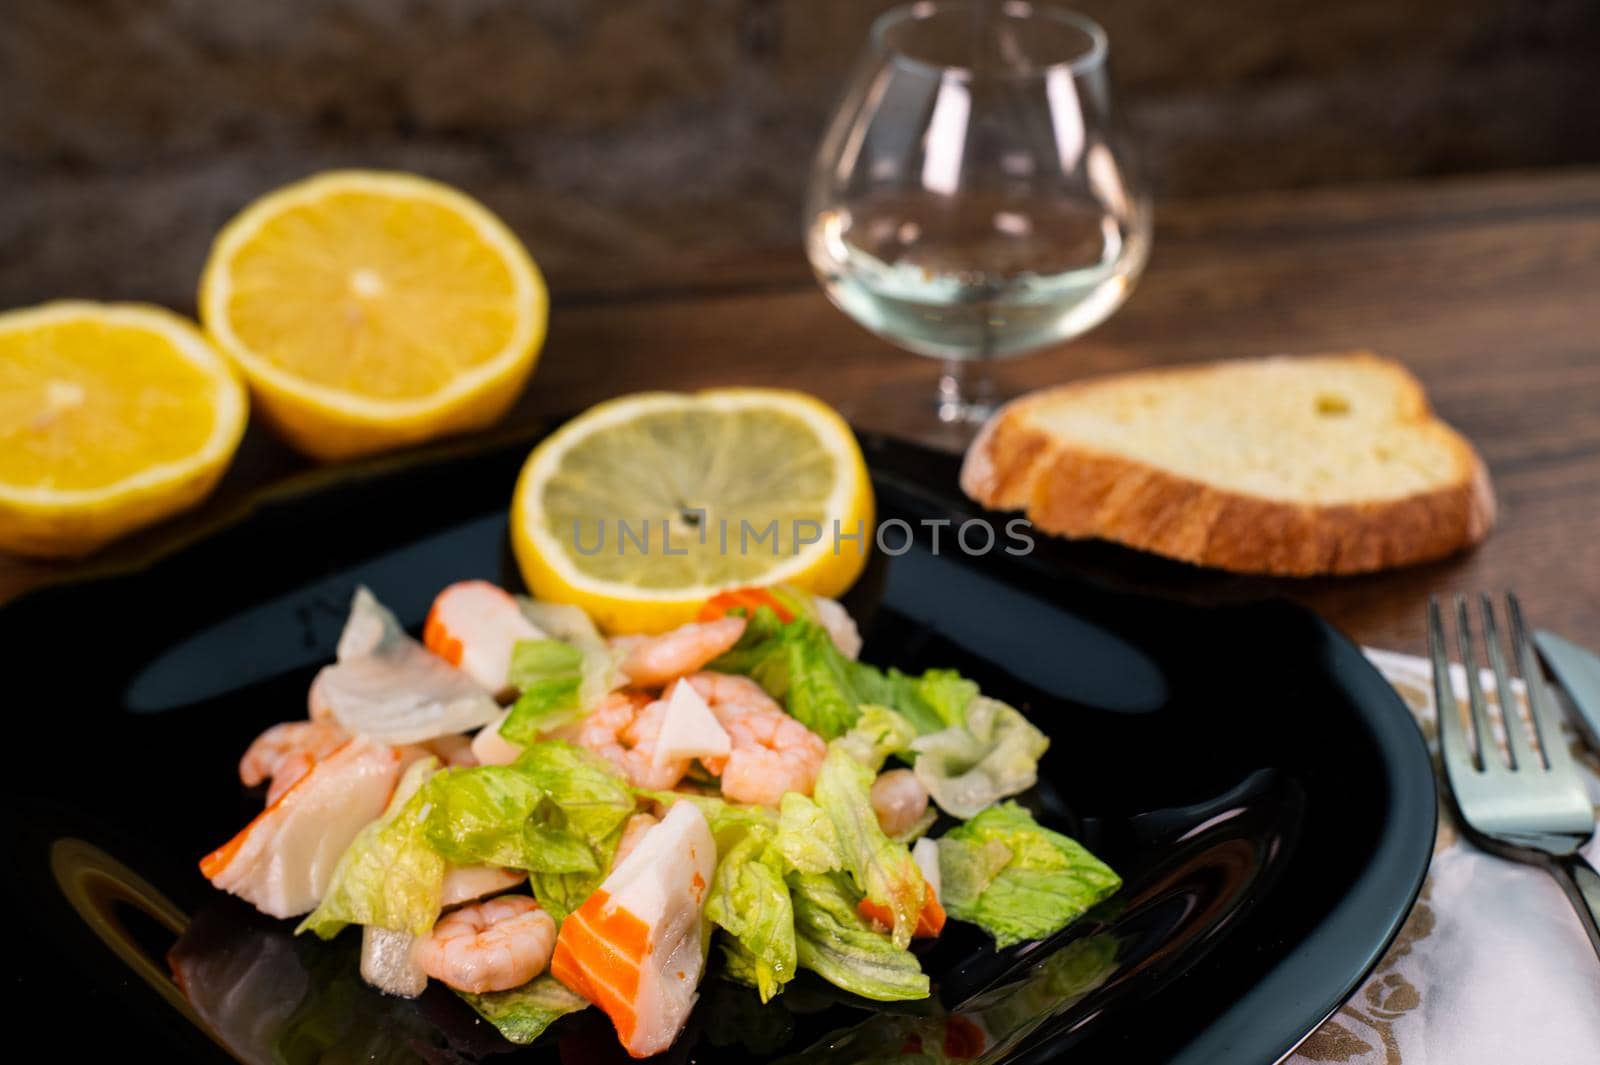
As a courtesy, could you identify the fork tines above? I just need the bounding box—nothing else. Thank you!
[1427,592,1575,776]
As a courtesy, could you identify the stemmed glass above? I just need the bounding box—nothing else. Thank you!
[805,1,1150,429]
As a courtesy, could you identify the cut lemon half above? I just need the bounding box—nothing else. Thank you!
[0,301,247,558]
[199,170,546,461]
[511,389,874,634]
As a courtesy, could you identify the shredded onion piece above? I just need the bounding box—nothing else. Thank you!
[316,587,500,745]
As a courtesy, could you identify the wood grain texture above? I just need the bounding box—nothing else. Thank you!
[2,169,1598,657]
[3,1,1600,311]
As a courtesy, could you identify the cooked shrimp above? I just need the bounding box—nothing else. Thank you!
[617,616,745,688]
[415,894,556,994]
[812,595,863,659]
[870,768,929,838]
[578,690,690,789]
[674,672,826,806]
[239,721,349,805]
[419,732,478,768]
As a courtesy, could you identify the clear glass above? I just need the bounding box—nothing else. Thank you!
[805,1,1151,429]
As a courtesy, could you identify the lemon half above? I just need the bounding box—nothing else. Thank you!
[200,170,546,461]
[511,389,874,633]
[0,301,247,557]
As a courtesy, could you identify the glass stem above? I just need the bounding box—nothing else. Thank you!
[936,357,998,426]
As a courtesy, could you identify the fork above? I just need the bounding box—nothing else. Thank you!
[1428,593,1600,958]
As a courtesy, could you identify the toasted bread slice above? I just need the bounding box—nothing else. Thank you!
[961,352,1494,575]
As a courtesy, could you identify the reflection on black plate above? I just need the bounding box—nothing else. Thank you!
[0,432,1434,1064]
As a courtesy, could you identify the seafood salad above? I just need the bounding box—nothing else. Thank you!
[200,581,1120,1057]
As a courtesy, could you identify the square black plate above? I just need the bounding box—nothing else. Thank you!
[0,430,1434,1064]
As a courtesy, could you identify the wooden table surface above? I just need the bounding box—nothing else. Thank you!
[3,168,1598,653]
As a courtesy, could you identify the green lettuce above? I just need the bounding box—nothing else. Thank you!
[789,872,929,1001]
[638,789,779,845]
[711,607,873,739]
[938,802,1120,948]
[512,742,636,918]
[513,741,636,843]
[528,822,623,924]
[457,973,589,1044]
[499,605,621,745]
[812,746,926,948]
[299,758,446,939]
[704,822,796,1002]
[912,697,1049,819]
[710,607,991,743]
[834,704,918,771]
[646,793,793,1000]
[776,792,841,875]
[852,667,978,736]
[421,766,595,874]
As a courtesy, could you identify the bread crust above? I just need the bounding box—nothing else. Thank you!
[959,353,1496,576]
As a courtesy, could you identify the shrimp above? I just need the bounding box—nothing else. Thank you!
[419,732,478,768]
[239,721,349,805]
[675,672,826,806]
[870,769,930,838]
[415,894,556,994]
[617,616,745,688]
[578,690,690,789]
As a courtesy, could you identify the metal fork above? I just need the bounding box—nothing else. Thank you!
[1428,593,1600,958]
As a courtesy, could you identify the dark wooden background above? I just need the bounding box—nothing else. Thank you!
[2,2,1597,650]
[4,0,1600,306]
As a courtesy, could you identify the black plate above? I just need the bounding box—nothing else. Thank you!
[0,431,1434,1064]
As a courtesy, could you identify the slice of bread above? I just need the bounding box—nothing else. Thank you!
[961,352,1494,575]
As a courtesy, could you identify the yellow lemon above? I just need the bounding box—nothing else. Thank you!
[199,170,546,461]
[0,301,247,558]
[511,389,874,634]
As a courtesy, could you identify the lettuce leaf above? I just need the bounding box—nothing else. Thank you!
[812,746,926,948]
[710,607,872,738]
[776,792,841,875]
[501,638,617,744]
[421,766,595,874]
[512,741,636,844]
[711,607,989,742]
[650,791,795,1001]
[500,602,621,746]
[834,705,918,771]
[528,823,622,924]
[638,789,779,847]
[912,697,1049,819]
[456,973,589,1045]
[703,823,796,1002]
[299,758,446,939]
[851,667,977,736]
[938,802,1120,948]
[789,872,929,1001]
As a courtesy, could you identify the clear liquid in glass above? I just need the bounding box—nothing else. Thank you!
[807,191,1149,360]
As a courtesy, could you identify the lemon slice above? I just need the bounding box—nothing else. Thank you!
[0,301,247,557]
[200,170,546,461]
[511,389,874,634]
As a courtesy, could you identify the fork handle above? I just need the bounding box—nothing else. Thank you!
[1545,853,1600,960]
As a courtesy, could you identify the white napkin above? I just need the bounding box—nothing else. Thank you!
[1287,648,1600,1065]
